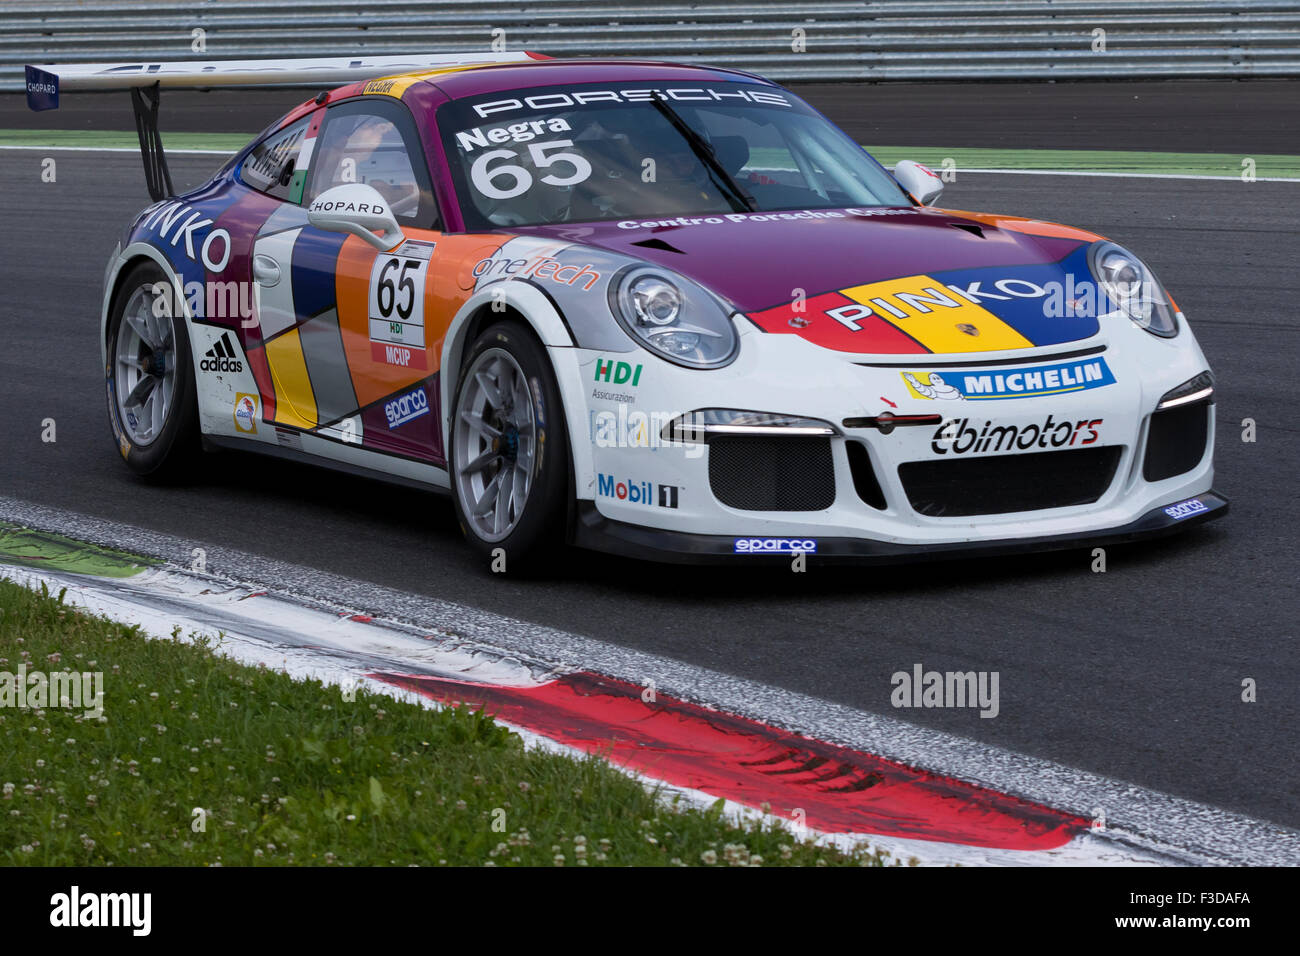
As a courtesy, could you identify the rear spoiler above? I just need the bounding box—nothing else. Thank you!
[25,52,545,200]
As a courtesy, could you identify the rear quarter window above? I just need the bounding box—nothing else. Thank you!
[240,119,310,201]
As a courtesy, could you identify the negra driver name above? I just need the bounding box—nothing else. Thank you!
[932,415,1102,455]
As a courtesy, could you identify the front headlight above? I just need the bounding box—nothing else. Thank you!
[1157,370,1214,409]
[661,409,839,443]
[609,266,738,368]
[1087,240,1179,337]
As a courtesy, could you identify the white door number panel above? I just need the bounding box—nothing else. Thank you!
[368,240,434,366]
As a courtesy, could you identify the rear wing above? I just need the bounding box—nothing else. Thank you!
[25,52,546,200]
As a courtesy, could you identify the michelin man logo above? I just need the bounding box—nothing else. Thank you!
[903,371,963,400]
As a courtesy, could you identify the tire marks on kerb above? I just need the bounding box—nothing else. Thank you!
[377,670,1090,852]
[2,495,1298,866]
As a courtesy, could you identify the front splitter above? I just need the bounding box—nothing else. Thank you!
[573,490,1229,565]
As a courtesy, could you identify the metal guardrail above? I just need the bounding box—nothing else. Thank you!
[4,0,1298,92]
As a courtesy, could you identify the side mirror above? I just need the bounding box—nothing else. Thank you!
[307,183,405,251]
[893,160,944,206]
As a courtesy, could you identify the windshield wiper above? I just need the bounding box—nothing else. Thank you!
[649,96,757,213]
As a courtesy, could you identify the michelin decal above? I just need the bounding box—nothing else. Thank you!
[903,356,1116,402]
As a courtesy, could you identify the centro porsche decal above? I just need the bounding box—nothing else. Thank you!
[903,356,1117,401]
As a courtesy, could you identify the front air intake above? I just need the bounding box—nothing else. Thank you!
[1144,402,1210,482]
[708,437,835,511]
[899,446,1122,517]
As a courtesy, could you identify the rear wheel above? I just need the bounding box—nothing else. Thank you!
[449,321,570,567]
[105,261,200,479]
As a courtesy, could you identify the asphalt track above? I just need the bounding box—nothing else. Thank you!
[1,81,1298,832]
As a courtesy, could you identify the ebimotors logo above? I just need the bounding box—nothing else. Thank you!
[903,356,1116,402]
[931,414,1102,455]
[597,473,679,508]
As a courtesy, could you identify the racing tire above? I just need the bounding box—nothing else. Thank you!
[449,321,571,569]
[104,261,202,480]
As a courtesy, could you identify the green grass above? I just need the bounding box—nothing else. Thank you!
[746,145,1300,179]
[0,577,896,866]
[0,523,154,578]
[860,146,1300,179]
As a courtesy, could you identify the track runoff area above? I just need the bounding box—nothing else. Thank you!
[2,498,1296,873]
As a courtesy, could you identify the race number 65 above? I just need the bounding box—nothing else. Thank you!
[470,139,592,200]
[376,257,420,320]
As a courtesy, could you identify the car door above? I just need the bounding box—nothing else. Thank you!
[256,96,447,462]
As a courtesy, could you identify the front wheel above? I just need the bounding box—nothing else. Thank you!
[449,321,571,567]
[104,261,200,479]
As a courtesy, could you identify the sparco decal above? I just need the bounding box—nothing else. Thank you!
[473,87,792,118]
[1164,498,1209,520]
[931,415,1103,455]
[734,538,818,554]
[384,386,430,429]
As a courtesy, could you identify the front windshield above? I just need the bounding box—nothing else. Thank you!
[437,81,910,229]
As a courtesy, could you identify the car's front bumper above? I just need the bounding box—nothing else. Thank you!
[551,304,1225,563]
[573,490,1228,564]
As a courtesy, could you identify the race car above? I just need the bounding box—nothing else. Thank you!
[26,52,1225,565]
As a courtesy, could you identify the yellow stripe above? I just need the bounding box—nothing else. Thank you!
[362,75,430,98]
[265,329,318,429]
[841,274,1033,353]
[363,62,513,99]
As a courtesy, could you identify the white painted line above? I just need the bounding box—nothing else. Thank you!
[954,167,1298,183]
[0,144,233,155]
[2,495,1298,866]
[2,143,1295,181]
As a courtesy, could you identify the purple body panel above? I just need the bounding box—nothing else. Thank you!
[422,60,768,101]
[514,210,1085,313]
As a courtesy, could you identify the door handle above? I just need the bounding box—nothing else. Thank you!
[253,254,281,287]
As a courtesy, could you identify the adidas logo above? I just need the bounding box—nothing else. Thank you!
[201,332,244,373]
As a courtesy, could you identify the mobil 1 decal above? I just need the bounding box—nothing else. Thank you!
[369,239,434,370]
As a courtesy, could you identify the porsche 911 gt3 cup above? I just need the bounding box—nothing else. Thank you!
[26,51,1226,564]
